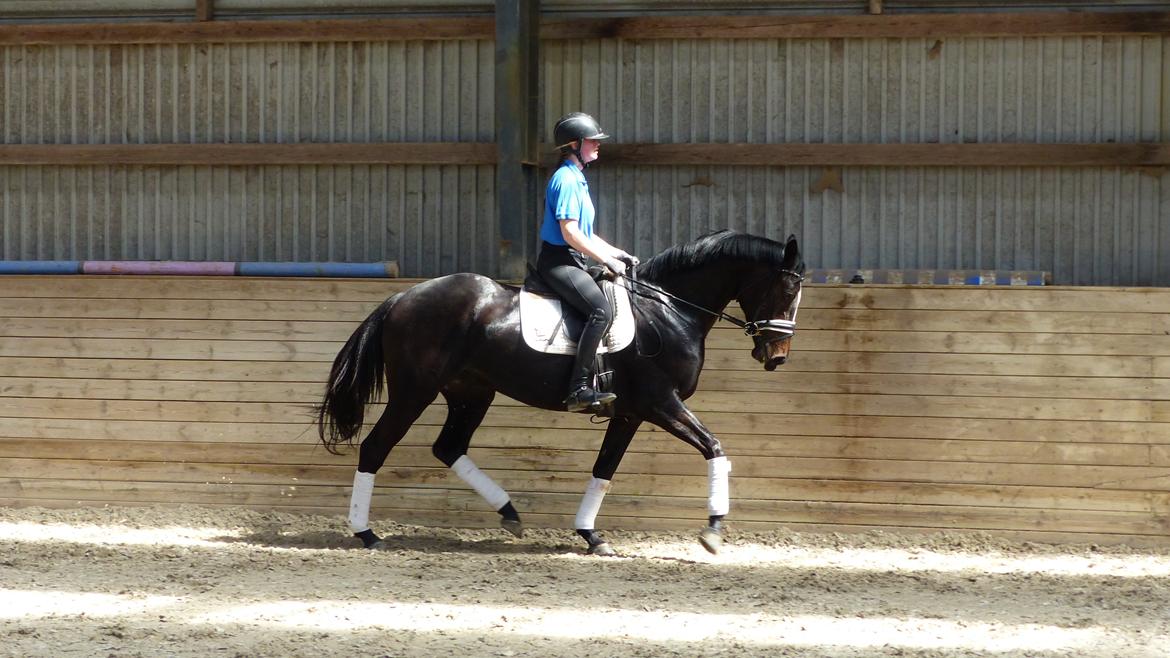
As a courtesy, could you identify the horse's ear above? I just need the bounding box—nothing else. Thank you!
[783,234,801,266]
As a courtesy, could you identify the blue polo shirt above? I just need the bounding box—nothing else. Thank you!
[540,160,595,246]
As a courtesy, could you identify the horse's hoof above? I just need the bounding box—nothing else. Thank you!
[587,542,617,557]
[501,518,524,538]
[355,529,384,550]
[699,527,722,555]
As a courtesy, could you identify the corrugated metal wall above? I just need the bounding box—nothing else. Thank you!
[547,36,1170,285]
[1,30,1167,283]
[0,41,496,276]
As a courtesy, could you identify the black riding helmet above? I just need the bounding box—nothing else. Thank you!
[554,112,609,166]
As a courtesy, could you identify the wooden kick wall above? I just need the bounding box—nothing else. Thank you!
[0,275,1168,545]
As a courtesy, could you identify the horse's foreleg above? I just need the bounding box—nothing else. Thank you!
[646,399,729,554]
[576,416,641,556]
[432,391,523,536]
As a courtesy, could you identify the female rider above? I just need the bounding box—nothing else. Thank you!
[536,112,638,412]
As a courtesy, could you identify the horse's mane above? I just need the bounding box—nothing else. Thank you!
[638,230,789,282]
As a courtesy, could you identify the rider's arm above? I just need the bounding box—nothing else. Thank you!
[559,219,620,264]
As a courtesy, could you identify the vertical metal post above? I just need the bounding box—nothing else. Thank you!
[495,0,540,280]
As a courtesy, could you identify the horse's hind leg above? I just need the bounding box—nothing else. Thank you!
[576,415,642,556]
[349,390,436,549]
[430,388,524,537]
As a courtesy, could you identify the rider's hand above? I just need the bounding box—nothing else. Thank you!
[615,250,640,268]
[603,257,627,277]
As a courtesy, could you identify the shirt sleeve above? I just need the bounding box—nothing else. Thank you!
[550,170,584,222]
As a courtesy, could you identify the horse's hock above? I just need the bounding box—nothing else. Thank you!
[1,275,1167,546]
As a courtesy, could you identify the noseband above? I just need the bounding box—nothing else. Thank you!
[620,268,803,340]
[739,268,802,338]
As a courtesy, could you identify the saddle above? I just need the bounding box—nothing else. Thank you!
[518,264,635,357]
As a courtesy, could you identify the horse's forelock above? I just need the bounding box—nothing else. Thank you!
[640,230,789,281]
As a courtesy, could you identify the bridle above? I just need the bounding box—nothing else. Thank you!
[617,267,804,339]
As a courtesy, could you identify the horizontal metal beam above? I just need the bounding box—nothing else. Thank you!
[0,143,497,166]
[0,12,1166,45]
[551,12,1170,39]
[597,143,1170,167]
[1,142,1166,168]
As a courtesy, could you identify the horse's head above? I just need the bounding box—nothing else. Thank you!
[738,234,804,371]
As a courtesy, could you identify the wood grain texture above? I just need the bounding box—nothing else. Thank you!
[1,13,1165,46]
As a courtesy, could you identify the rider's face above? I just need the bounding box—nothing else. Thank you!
[579,138,601,164]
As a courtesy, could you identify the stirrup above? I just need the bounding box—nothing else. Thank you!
[564,386,617,412]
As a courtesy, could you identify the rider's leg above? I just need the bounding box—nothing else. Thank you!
[541,262,615,411]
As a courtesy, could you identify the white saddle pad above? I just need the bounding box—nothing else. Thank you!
[519,279,635,355]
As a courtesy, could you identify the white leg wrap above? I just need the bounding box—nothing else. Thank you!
[707,456,732,516]
[348,471,376,533]
[575,477,611,530]
[451,455,511,510]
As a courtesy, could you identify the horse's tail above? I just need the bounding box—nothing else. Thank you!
[316,293,401,454]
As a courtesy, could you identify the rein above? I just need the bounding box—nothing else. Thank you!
[616,268,803,338]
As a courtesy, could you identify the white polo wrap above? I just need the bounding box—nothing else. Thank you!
[574,477,611,530]
[348,470,377,533]
[707,456,732,516]
[451,455,511,510]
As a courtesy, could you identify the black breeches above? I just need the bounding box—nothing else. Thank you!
[536,244,613,387]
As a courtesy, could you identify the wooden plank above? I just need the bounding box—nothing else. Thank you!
[3,413,1164,448]
[5,449,1168,491]
[3,142,1168,168]
[0,297,379,320]
[0,143,497,166]
[2,13,1164,47]
[809,285,1170,313]
[684,390,1152,422]
[0,331,1160,363]
[0,17,497,45]
[0,357,329,382]
[0,418,317,443]
[599,143,1170,167]
[0,337,341,361]
[794,308,1156,334]
[698,370,1168,401]
[553,12,1170,39]
[0,276,420,301]
[716,351,1155,378]
[4,435,1165,470]
[0,317,353,341]
[708,330,1170,356]
[3,369,1163,403]
[0,387,1155,423]
[0,317,355,341]
[2,396,1165,442]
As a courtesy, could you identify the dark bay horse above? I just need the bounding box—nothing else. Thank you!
[316,230,805,555]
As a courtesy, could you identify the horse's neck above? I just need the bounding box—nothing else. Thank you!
[651,267,741,333]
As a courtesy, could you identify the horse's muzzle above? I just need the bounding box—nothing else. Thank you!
[753,340,791,371]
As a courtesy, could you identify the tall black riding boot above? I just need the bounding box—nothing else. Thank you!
[564,308,617,412]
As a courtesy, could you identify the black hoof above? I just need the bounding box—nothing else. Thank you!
[699,527,722,555]
[587,542,617,557]
[354,529,384,549]
[501,518,524,538]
